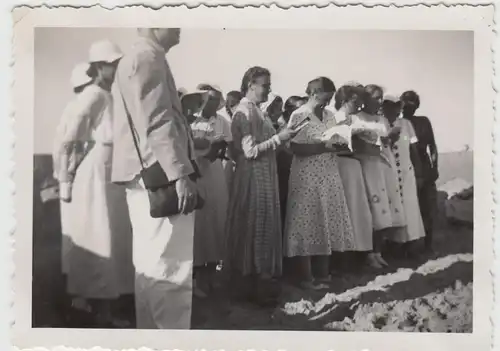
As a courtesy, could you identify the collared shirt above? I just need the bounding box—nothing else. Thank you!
[111,36,195,183]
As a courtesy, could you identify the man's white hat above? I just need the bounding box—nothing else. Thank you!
[88,40,123,63]
[70,62,93,89]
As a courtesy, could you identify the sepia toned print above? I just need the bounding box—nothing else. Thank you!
[12,4,494,351]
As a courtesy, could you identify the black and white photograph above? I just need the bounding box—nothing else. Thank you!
[12,4,494,351]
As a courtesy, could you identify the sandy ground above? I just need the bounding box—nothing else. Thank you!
[33,186,473,332]
[32,151,473,331]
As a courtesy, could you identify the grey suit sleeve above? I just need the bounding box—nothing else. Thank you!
[128,50,194,181]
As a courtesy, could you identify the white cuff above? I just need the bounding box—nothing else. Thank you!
[59,182,72,200]
[272,135,282,147]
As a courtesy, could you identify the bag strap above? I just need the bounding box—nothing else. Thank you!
[117,86,146,172]
[117,80,195,172]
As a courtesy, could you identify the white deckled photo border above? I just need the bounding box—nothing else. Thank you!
[6,2,497,351]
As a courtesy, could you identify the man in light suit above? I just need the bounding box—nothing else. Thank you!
[111,28,199,329]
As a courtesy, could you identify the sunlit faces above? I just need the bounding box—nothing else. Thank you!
[99,60,119,85]
[153,28,181,49]
[315,91,334,107]
[249,75,271,104]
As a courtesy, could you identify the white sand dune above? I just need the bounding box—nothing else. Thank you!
[283,254,473,318]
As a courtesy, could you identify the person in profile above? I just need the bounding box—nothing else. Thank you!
[53,40,133,327]
[225,66,299,305]
[400,90,439,252]
[112,28,199,329]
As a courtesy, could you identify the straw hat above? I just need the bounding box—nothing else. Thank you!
[70,62,93,89]
[181,83,226,112]
[88,40,123,63]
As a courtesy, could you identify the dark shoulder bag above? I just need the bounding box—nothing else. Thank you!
[121,92,204,218]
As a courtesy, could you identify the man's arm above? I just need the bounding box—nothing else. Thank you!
[127,51,194,181]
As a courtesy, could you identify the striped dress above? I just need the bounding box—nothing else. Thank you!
[225,97,283,278]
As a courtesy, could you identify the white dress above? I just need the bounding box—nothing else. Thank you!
[190,113,232,266]
[53,85,134,298]
[384,117,426,243]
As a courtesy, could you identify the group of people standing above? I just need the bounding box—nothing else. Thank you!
[52,28,439,330]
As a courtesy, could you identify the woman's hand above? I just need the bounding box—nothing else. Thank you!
[388,126,401,143]
[277,126,302,142]
[205,140,226,162]
[324,141,351,154]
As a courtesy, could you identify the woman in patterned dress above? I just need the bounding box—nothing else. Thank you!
[187,84,232,298]
[352,84,406,268]
[284,77,355,290]
[225,67,300,304]
[382,94,426,257]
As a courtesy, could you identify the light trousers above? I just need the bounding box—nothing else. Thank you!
[125,179,194,329]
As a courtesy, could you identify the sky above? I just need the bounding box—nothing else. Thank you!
[35,28,473,154]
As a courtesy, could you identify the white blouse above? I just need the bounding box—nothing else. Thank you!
[52,85,111,183]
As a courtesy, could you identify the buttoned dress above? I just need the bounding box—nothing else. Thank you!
[384,117,426,243]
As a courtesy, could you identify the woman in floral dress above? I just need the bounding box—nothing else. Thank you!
[225,67,299,305]
[284,77,355,290]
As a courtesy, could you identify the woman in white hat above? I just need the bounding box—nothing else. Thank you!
[184,83,232,297]
[52,40,134,327]
[53,62,95,281]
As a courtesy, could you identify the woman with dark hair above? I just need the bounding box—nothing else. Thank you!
[225,90,243,119]
[260,93,284,130]
[400,90,438,252]
[219,90,242,192]
[283,96,307,124]
[276,96,307,228]
[333,85,374,267]
[284,77,354,289]
[225,66,300,304]
[52,40,134,327]
[353,84,406,268]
